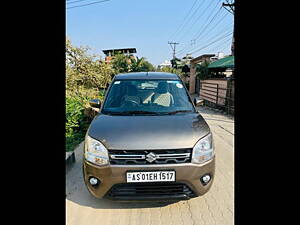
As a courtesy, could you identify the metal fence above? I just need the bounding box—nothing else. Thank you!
[199,80,234,115]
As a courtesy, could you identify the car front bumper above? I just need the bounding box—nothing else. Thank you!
[83,156,215,200]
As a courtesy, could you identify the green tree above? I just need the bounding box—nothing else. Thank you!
[111,53,131,74]
[130,57,155,72]
[111,54,155,73]
[156,66,184,78]
[66,38,113,101]
[196,60,211,80]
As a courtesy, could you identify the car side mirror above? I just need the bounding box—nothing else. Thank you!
[194,97,204,107]
[89,99,101,108]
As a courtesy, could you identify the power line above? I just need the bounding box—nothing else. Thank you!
[195,9,229,42]
[168,0,200,41]
[67,0,110,10]
[192,0,221,40]
[182,23,232,56]
[177,27,232,57]
[200,20,233,44]
[189,31,232,55]
[191,18,233,54]
[177,30,232,57]
[177,20,232,56]
[219,40,232,52]
[194,5,223,41]
[174,0,208,42]
[171,0,208,42]
[207,36,232,53]
[177,15,229,56]
[176,0,216,49]
[176,0,221,54]
[67,0,91,5]
[178,1,234,56]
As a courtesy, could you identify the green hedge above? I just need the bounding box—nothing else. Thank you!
[66,96,91,152]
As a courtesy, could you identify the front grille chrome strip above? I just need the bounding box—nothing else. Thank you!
[109,149,192,165]
[110,153,190,160]
[110,155,146,160]
[155,153,190,159]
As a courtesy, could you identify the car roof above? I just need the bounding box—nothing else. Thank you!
[114,72,180,80]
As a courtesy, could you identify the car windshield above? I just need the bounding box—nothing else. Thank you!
[102,79,195,115]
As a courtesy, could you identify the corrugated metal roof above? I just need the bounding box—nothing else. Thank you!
[208,56,234,69]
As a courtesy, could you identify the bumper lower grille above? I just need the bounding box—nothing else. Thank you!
[106,182,195,200]
[109,149,192,165]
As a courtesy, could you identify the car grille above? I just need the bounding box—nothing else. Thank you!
[106,182,195,200]
[109,149,192,165]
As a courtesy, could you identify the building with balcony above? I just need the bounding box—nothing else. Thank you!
[102,48,137,63]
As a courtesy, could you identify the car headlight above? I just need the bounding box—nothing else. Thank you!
[84,135,109,166]
[192,133,214,164]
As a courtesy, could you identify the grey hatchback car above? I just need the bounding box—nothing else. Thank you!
[83,72,215,200]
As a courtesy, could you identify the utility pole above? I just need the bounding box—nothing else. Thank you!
[222,0,235,56]
[168,41,179,59]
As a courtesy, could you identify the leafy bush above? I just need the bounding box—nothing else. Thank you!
[66,38,114,96]
[66,96,91,152]
[65,39,112,152]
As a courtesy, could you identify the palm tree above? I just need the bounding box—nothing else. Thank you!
[130,57,155,72]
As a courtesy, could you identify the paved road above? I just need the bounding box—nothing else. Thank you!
[66,106,234,225]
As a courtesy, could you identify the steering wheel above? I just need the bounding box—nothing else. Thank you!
[120,97,140,107]
[125,99,140,106]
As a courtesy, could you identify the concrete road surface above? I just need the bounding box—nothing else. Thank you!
[66,106,234,225]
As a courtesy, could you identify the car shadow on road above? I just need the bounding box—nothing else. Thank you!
[66,148,180,209]
[66,180,179,209]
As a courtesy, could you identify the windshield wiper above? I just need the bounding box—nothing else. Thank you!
[123,111,162,115]
[103,110,193,115]
[104,110,161,115]
[166,110,193,115]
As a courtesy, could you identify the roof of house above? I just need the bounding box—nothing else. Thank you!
[208,56,234,69]
[115,72,179,80]
[190,54,215,64]
[102,48,137,55]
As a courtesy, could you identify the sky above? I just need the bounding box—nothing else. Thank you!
[66,0,234,66]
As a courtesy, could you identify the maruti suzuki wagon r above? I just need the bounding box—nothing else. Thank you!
[83,72,215,200]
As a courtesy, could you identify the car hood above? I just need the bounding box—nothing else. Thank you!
[88,112,210,150]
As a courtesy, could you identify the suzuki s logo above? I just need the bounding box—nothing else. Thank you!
[146,152,157,163]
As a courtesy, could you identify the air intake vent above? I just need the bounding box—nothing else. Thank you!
[106,182,195,200]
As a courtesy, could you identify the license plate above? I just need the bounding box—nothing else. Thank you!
[126,171,176,183]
